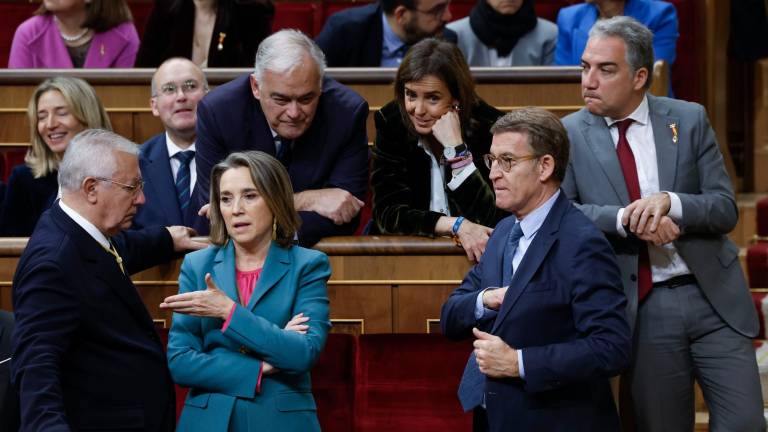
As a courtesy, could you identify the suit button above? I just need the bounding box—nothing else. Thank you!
[239,346,248,354]
[630,274,637,282]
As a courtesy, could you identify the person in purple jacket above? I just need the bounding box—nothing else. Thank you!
[8,0,139,68]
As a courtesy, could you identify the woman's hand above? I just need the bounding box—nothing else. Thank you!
[159,273,235,320]
[431,110,463,148]
[284,312,310,334]
[457,220,493,262]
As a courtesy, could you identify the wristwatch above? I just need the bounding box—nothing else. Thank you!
[443,143,467,159]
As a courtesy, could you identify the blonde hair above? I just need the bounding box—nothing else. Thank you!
[209,151,301,248]
[26,77,112,178]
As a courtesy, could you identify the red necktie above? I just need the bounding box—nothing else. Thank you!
[615,119,653,302]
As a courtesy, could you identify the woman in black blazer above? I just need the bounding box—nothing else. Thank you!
[136,0,274,67]
[0,77,111,236]
[371,38,506,262]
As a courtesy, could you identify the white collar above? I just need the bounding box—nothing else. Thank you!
[58,199,111,249]
[165,132,196,157]
[603,94,649,127]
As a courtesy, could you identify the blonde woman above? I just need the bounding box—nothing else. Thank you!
[0,77,111,236]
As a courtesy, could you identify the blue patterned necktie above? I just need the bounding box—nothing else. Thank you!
[502,222,525,286]
[458,222,524,411]
[174,150,195,213]
[275,136,292,168]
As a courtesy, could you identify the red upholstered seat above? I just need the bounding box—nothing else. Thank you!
[752,291,768,339]
[313,332,357,432]
[749,243,768,288]
[273,2,322,36]
[355,333,473,432]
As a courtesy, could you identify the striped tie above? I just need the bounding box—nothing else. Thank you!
[174,150,195,213]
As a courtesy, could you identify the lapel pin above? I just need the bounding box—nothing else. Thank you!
[217,32,227,51]
[668,122,678,143]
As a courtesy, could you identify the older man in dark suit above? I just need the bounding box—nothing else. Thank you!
[12,129,204,431]
[192,29,368,246]
[442,108,630,432]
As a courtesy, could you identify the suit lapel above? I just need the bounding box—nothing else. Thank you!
[212,241,240,304]
[247,242,290,310]
[491,193,566,333]
[144,135,185,224]
[580,112,631,204]
[648,96,680,192]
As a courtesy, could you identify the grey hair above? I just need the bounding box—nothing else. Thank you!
[58,129,139,191]
[150,57,209,97]
[253,29,326,87]
[589,16,655,89]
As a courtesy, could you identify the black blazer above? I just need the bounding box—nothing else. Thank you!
[12,204,177,431]
[316,3,457,67]
[0,165,57,237]
[371,99,506,235]
[135,0,274,67]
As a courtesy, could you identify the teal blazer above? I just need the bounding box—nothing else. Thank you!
[167,241,331,432]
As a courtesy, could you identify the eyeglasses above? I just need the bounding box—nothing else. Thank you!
[483,154,539,172]
[413,0,450,18]
[94,177,145,195]
[155,80,202,97]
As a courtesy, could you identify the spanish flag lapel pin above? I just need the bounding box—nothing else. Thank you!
[668,122,678,144]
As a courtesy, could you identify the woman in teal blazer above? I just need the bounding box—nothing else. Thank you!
[161,151,331,431]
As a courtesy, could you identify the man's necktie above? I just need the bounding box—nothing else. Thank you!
[275,136,292,168]
[615,118,653,302]
[105,241,125,274]
[174,150,195,213]
[457,222,525,411]
[502,222,524,286]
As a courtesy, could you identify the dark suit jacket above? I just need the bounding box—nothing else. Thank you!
[12,204,177,431]
[135,0,274,67]
[371,99,506,235]
[134,133,195,229]
[192,74,369,246]
[0,311,18,431]
[0,165,57,237]
[315,3,457,67]
[441,192,630,432]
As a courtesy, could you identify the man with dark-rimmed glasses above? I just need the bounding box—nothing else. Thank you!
[442,107,630,432]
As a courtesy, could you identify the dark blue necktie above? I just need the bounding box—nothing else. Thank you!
[502,222,524,286]
[457,222,524,411]
[174,150,194,213]
[275,136,292,168]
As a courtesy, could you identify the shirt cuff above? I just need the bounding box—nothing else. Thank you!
[665,192,683,221]
[221,303,237,332]
[475,289,496,319]
[447,163,477,191]
[616,208,628,237]
[518,349,525,379]
[256,361,264,394]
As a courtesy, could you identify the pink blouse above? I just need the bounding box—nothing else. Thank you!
[222,268,262,331]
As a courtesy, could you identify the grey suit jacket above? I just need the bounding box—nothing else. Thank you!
[446,17,557,66]
[561,94,757,338]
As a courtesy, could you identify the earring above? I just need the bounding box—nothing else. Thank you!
[272,219,277,241]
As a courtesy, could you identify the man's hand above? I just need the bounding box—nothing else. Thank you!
[166,226,208,252]
[636,215,680,246]
[160,273,234,320]
[457,220,493,262]
[622,192,671,235]
[472,328,519,378]
[294,188,364,225]
[482,286,508,311]
[197,203,210,219]
[431,110,463,148]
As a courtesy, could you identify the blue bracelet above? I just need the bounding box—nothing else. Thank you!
[452,216,465,236]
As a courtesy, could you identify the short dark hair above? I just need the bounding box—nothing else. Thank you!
[490,107,570,183]
[37,0,133,33]
[208,151,301,248]
[394,38,476,135]
[380,0,416,14]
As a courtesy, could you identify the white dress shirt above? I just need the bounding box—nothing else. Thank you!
[417,138,477,217]
[165,132,197,193]
[59,199,110,249]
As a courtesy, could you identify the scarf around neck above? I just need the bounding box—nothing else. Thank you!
[468,0,538,57]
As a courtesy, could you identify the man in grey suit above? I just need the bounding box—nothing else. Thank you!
[562,16,764,432]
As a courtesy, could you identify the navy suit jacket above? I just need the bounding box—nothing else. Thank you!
[11,204,177,431]
[192,74,369,246]
[441,192,630,432]
[315,3,457,67]
[134,133,195,229]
